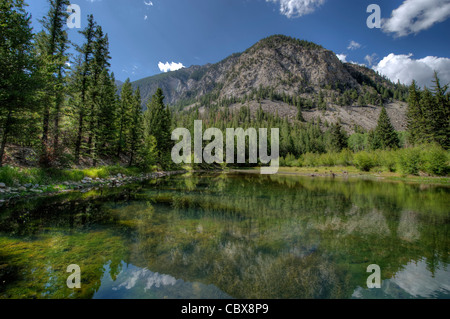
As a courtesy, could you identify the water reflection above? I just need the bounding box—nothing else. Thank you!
[93,261,231,299]
[0,173,448,299]
[353,258,450,299]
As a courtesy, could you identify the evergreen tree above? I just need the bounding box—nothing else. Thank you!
[328,122,347,152]
[143,88,172,166]
[280,121,292,155]
[407,74,449,149]
[37,0,70,165]
[73,14,96,164]
[296,106,305,122]
[94,70,118,163]
[406,80,423,145]
[116,78,133,157]
[0,0,38,167]
[418,88,435,143]
[375,106,399,149]
[87,25,110,158]
[430,72,450,149]
[128,87,143,166]
[367,129,380,150]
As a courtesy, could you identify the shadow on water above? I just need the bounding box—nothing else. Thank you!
[0,173,448,299]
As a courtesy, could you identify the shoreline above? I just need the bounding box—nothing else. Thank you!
[229,167,450,186]
[0,170,186,206]
[1,165,448,206]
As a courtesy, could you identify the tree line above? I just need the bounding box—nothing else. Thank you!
[174,73,448,165]
[0,0,173,169]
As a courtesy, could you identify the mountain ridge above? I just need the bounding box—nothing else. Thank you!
[127,34,408,128]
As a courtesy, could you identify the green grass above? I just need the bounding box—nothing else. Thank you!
[273,166,450,186]
[279,145,449,178]
[0,165,146,187]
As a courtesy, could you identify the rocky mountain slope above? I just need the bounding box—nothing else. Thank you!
[129,35,408,130]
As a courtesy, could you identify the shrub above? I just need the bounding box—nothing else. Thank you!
[280,154,303,167]
[318,152,336,166]
[420,145,449,176]
[354,151,375,172]
[302,153,320,167]
[0,166,22,185]
[397,148,421,175]
[378,150,397,172]
[337,149,353,166]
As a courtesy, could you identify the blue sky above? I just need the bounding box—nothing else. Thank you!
[26,0,450,87]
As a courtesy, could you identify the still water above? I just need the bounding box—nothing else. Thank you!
[0,173,448,299]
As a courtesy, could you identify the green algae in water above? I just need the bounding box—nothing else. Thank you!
[0,173,449,299]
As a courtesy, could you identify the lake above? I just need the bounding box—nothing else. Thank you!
[0,172,449,299]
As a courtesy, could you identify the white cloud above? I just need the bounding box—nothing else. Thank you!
[364,53,378,67]
[267,0,325,18]
[144,0,153,6]
[336,54,347,63]
[158,61,185,73]
[144,15,148,20]
[383,0,450,37]
[373,53,450,88]
[347,40,361,50]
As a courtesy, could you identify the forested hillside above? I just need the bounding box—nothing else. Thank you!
[0,1,448,177]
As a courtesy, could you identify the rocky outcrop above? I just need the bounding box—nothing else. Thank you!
[130,35,396,109]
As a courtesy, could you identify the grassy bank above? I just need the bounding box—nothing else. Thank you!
[0,165,147,187]
[279,145,450,177]
[273,166,450,186]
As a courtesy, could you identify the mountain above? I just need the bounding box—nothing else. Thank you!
[130,35,408,132]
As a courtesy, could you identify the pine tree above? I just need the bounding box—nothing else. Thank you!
[0,0,38,167]
[328,122,347,152]
[375,106,399,149]
[73,15,96,164]
[296,105,305,122]
[52,40,68,153]
[430,72,449,149]
[87,25,111,158]
[143,88,173,166]
[406,80,423,145]
[37,0,70,165]
[128,87,143,166]
[92,70,118,164]
[418,88,435,143]
[117,78,133,157]
[407,74,449,149]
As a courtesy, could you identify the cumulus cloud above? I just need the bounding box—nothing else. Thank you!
[267,0,325,18]
[383,0,450,37]
[336,54,347,63]
[347,40,361,50]
[158,61,185,73]
[144,0,153,6]
[373,53,450,88]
